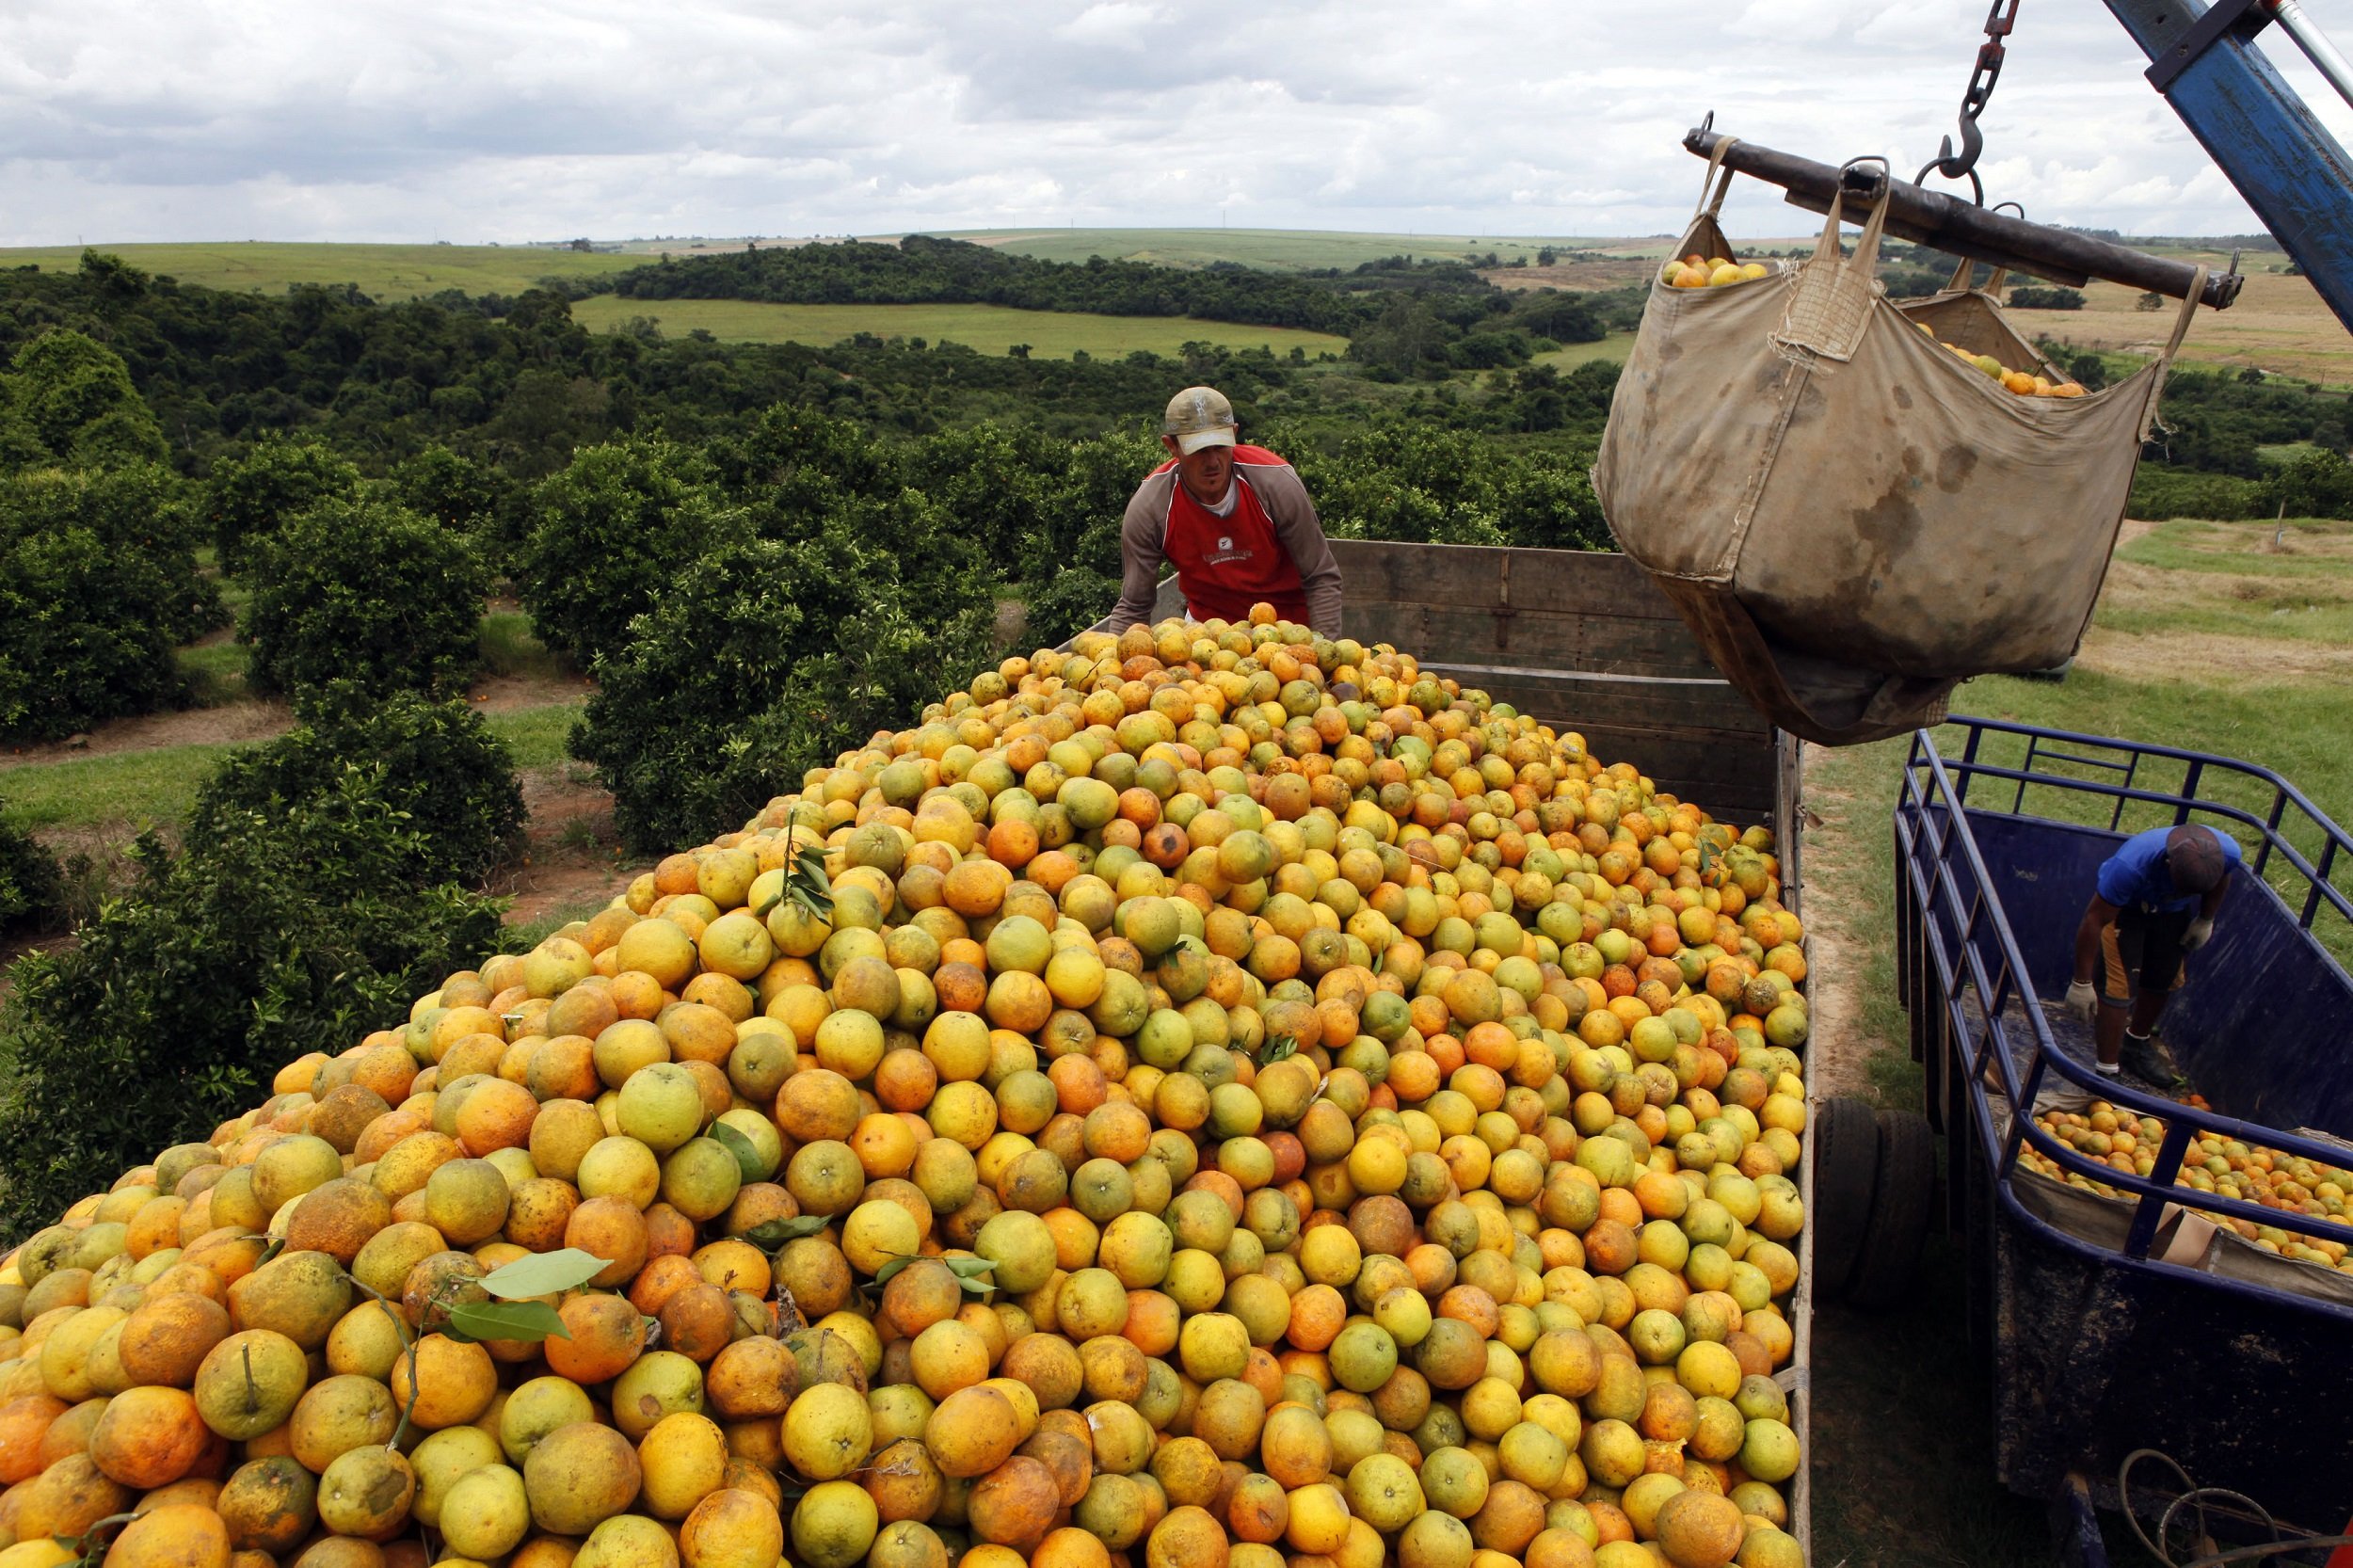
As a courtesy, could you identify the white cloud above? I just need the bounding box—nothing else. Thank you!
[0,0,2348,244]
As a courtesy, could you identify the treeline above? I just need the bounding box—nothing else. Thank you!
[0,248,1618,481]
[579,235,1625,379]
[579,234,1385,334]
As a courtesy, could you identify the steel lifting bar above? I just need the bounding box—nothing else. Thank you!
[2106,0,2353,334]
[1681,129,2244,307]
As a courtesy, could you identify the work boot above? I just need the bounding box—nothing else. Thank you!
[2121,1033,2180,1087]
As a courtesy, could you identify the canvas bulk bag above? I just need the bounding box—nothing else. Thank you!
[1593,144,2205,744]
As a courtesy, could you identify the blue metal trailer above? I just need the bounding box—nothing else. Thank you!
[1894,715,2353,1560]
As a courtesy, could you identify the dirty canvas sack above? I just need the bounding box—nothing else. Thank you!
[1594,144,2204,744]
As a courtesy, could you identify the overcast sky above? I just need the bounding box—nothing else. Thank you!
[4,0,2349,246]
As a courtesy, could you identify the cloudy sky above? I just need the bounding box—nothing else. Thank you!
[3,0,2348,246]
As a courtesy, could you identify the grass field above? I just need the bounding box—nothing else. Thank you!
[0,242,646,300]
[2014,258,2352,386]
[1532,332,1637,372]
[1801,514,2353,1567]
[566,296,1350,359]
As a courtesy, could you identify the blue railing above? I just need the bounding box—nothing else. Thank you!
[1896,717,2353,1285]
[1950,717,2353,940]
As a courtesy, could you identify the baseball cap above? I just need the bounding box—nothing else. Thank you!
[2166,825,2227,895]
[1163,386,1237,455]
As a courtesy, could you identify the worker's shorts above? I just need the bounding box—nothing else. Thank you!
[2099,905,2194,1010]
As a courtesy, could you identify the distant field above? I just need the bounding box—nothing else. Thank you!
[0,243,645,300]
[930,228,1626,272]
[2012,258,2352,385]
[1533,332,1637,372]
[566,296,1350,360]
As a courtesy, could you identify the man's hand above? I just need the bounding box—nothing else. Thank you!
[2064,980,2098,1023]
[2184,916,2215,952]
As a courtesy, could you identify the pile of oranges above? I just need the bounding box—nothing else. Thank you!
[1913,324,2088,398]
[1660,256,1771,290]
[0,609,1813,1568]
[2028,1101,2353,1272]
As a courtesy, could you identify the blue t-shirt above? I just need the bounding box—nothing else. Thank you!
[2096,825,2241,913]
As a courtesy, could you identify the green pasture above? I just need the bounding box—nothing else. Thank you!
[0,242,644,300]
[1533,333,1637,372]
[566,296,1350,360]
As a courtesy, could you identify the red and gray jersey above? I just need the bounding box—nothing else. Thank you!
[1110,445,1343,632]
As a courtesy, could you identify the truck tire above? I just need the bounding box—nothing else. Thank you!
[1846,1108,1935,1311]
[1806,1096,1880,1302]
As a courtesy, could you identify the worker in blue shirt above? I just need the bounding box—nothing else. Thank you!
[2063,824,2239,1083]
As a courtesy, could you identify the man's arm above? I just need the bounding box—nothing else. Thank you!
[2073,894,2120,984]
[1259,464,1345,633]
[1106,480,1170,632]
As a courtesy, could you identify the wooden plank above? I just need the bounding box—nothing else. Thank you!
[1570,729,1778,790]
[1330,540,1685,623]
[1344,601,1726,680]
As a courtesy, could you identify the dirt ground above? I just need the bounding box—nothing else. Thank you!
[489,767,631,928]
[0,700,296,765]
[1479,257,1662,292]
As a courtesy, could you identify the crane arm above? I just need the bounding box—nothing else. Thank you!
[2105,0,2353,333]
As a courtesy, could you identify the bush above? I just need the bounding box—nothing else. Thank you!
[0,800,59,934]
[0,328,169,472]
[2264,450,2353,520]
[0,776,504,1237]
[573,501,997,855]
[0,465,223,643]
[2129,464,2265,520]
[0,523,188,741]
[190,691,525,885]
[2008,286,2085,311]
[521,437,748,671]
[239,500,488,705]
[391,445,526,559]
[205,438,366,575]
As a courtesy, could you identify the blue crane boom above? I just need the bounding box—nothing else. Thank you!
[2105,0,2353,334]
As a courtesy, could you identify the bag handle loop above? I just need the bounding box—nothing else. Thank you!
[1690,137,1740,228]
[1946,253,2012,296]
[2140,265,2208,440]
[1774,160,1893,363]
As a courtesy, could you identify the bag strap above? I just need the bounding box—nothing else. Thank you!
[1945,253,2010,295]
[1692,138,1739,227]
[1806,168,1893,272]
[1848,177,1893,277]
[1772,169,1894,363]
[2140,265,2208,440]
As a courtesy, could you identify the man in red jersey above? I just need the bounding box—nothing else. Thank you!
[1108,386,1343,632]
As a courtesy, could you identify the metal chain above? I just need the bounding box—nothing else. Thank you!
[1917,0,2023,200]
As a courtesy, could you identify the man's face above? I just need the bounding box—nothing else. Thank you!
[1165,437,1234,504]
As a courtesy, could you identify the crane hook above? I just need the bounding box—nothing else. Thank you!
[1915,0,2022,204]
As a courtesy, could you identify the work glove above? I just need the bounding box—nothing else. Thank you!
[2184,917,2215,952]
[2063,980,2098,1024]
